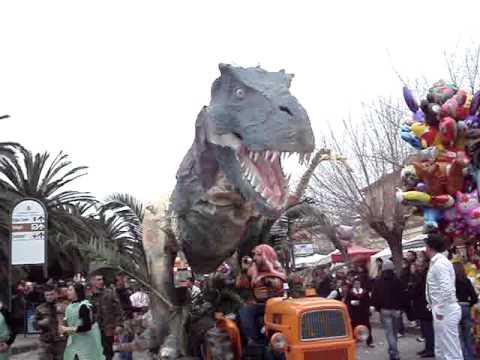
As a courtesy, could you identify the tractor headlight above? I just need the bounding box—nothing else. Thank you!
[270,332,288,352]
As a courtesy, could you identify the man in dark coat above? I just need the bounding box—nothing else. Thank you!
[408,262,434,358]
[115,274,134,360]
[313,267,332,297]
[89,274,124,360]
[371,260,407,360]
[397,258,411,337]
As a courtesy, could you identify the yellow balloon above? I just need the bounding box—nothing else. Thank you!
[410,122,428,137]
[403,191,432,204]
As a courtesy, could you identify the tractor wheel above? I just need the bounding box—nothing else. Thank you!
[204,326,235,360]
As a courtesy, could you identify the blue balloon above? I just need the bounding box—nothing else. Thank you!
[423,207,443,230]
[400,125,422,149]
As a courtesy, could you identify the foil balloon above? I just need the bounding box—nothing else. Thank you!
[466,208,480,234]
[403,86,424,122]
[400,124,422,149]
[423,208,443,230]
[420,100,441,127]
[410,122,441,148]
[456,190,479,215]
[416,182,427,192]
[442,207,466,238]
[427,80,458,105]
[335,225,354,242]
[465,90,480,129]
[398,81,480,237]
[439,116,458,147]
[455,191,480,235]
[441,90,471,120]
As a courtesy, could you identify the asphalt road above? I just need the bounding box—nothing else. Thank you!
[12,318,425,359]
[357,326,426,360]
[12,331,424,360]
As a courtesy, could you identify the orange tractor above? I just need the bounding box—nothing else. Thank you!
[203,289,365,360]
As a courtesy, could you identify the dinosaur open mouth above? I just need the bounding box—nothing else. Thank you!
[237,145,311,210]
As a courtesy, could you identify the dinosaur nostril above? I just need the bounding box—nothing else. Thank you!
[279,106,293,116]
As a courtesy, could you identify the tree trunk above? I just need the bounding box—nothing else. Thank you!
[369,220,404,276]
[386,236,403,276]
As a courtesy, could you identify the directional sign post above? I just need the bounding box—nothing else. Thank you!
[10,199,48,267]
[8,199,48,310]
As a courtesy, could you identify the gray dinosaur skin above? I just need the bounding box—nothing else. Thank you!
[171,64,314,273]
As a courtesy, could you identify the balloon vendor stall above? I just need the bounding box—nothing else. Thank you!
[397,80,480,246]
[396,80,480,350]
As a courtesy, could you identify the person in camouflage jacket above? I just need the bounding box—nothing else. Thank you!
[33,285,67,360]
[89,274,124,360]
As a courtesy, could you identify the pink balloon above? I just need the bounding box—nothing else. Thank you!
[456,190,479,215]
[443,207,458,221]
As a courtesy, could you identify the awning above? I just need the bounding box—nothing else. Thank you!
[295,253,331,268]
[330,245,380,262]
[370,235,426,262]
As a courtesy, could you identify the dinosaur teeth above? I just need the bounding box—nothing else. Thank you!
[255,183,263,192]
[249,151,254,160]
[286,174,291,183]
[253,152,259,162]
[299,153,305,165]
[265,150,271,160]
[261,189,268,199]
[305,152,312,163]
[271,151,279,162]
[252,175,259,186]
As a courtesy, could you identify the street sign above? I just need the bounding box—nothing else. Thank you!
[293,243,314,256]
[10,199,48,265]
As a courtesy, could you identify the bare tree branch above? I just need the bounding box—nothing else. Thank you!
[310,96,411,273]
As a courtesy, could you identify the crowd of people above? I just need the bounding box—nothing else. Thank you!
[1,273,151,360]
[312,233,479,360]
[1,236,480,359]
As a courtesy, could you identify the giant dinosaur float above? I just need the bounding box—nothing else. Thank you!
[171,63,315,273]
[143,64,321,358]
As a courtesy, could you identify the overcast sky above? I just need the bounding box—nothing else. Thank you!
[1,1,479,203]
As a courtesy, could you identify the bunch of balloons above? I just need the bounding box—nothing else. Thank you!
[397,80,480,244]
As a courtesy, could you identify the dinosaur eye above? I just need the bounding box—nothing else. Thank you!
[234,88,245,99]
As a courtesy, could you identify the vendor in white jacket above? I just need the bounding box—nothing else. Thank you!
[425,233,462,360]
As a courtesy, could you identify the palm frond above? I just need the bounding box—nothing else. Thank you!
[103,193,145,223]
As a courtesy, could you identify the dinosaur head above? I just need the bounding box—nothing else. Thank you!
[198,64,314,216]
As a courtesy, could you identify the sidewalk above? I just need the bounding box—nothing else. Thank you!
[10,334,39,356]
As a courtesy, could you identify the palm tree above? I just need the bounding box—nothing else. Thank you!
[79,193,177,307]
[80,193,150,284]
[0,148,96,278]
[0,141,25,303]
